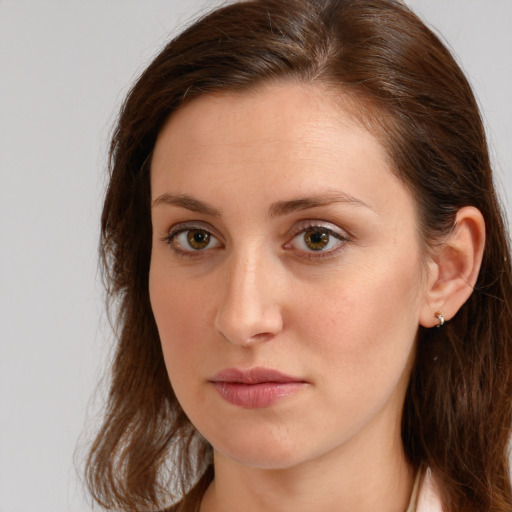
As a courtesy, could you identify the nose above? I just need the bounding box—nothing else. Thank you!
[214,248,284,346]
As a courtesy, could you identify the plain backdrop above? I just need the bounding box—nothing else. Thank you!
[1,1,511,511]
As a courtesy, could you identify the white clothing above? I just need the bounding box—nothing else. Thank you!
[416,468,443,512]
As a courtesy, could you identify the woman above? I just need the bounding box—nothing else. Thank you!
[85,1,512,511]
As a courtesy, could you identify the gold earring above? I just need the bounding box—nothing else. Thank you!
[434,311,445,328]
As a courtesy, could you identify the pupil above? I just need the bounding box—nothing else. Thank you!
[188,230,210,249]
[305,230,329,250]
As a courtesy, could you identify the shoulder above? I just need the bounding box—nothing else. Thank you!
[417,468,443,512]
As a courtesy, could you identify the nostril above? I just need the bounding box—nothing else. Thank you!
[248,332,275,344]
[216,326,277,347]
[214,306,283,346]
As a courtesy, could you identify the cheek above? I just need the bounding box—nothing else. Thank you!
[149,262,208,380]
[294,254,424,385]
[149,250,214,331]
[150,280,214,423]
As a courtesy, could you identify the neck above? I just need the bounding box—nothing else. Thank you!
[200,429,414,512]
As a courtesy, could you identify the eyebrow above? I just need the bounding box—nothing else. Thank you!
[152,193,221,217]
[268,193,372,218]
[151,192,372,217]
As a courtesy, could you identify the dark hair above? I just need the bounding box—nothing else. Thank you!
[86,1,512,511]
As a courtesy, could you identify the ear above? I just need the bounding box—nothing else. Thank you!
[419,206,486,328]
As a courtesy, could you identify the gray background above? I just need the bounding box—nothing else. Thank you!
[1,1,511,511]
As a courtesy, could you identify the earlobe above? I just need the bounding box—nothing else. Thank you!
[419,206,486,328]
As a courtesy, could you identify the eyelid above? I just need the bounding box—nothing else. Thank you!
[287,219,350,240]
[166,220,219,238]
[162,221,224,254]
[283,220,350,257]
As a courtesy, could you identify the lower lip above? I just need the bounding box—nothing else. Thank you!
[211,381,306,408]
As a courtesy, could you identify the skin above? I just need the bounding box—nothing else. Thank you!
[149,83,436,512]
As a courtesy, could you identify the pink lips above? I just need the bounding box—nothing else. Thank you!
[210,367,307,408]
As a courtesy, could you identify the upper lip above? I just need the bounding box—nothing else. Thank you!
[210,367,305,384]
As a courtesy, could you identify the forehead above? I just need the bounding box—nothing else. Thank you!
[150,82,414,221]
[156,83,345,154]
[154,84,383,169]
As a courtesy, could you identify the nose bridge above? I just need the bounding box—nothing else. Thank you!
[215,241,283,345]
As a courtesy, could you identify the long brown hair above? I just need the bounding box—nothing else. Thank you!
[86,1,512,510]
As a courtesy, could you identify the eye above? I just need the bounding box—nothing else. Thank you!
[302,229,332,251]
[286,223,348,256]
[165,225,222,254]
[179,229,214,250]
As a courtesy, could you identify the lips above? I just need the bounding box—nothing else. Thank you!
[210,367,307,408]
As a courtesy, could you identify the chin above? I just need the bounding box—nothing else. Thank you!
[208,426,313,470]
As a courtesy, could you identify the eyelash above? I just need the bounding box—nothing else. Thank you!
[162,222,222,257]
[284,222,349,260]
[162,221,350,260]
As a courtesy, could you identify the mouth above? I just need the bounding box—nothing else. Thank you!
[209,367,307,408]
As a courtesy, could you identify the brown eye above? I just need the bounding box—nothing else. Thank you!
[287,223,347,257]
[167,226,222,253]
[186,229,211,250]
[303,229,330,251]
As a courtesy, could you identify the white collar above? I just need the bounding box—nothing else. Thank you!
[416,468,443,512]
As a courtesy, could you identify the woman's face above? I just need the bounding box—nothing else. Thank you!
[149,84,431,469]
